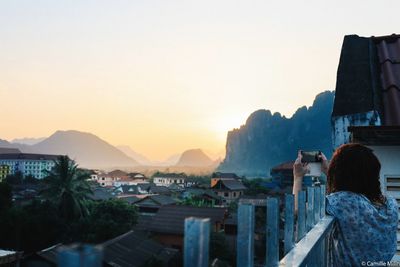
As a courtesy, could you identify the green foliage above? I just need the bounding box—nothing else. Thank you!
[82,199,138,243]
[5,171,24,185]
[242,178,271,196]
[210,231,235,266]
[179,196,215,207]
[41,155,92,221]
[228,201,238,213]
[0,200,65,253]
[0,155,138,253]
[0,182,12,212]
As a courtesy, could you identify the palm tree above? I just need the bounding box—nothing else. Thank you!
[41,155,92,220]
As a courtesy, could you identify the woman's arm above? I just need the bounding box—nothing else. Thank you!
[293,151,309,212]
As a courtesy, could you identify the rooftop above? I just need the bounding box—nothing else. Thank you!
[212,179,247,191]
[0,153,60,161]
[149,205,227,234]
[332,34,400,126]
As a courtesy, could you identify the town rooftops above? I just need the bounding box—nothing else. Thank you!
[101,230,177,267]
[153,173,187,178]
[212,179,247,191]
[332,34,400,125]
[211,172,240,179]
[149,205,227,234]
[134,195,177,207]
[0,153,60,161]
[271,161,295,172]
[0,147,21,154]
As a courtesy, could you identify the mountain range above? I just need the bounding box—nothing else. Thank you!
[0,131,216,169]
[1,131,138,168]
[218,91,335,176]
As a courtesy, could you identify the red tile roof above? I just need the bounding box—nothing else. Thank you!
[375,35,400,125]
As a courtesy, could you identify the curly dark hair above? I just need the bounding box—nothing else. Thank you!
[327,143,384,204]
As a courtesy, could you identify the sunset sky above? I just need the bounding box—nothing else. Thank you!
[1,1,399,160]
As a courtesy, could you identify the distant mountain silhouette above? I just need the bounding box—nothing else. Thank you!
[175,149,216,167]
[218,91,335,176]
[117,145,182,166]
[11,137,46,145]
[116,145,153,165]
[1,130,139,168]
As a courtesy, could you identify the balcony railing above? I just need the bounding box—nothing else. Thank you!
[184,185,335,267]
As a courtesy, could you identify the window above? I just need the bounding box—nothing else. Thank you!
[224,192,228,197]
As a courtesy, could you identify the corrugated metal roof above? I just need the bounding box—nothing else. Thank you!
[375,35,400,125]
[149,205,227,234]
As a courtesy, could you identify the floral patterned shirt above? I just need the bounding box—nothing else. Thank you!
[326,191,398,267]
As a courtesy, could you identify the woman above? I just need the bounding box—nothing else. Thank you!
[293,144,398,266]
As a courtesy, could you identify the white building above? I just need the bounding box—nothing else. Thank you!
[153,174,186,187]
[0,153,59,179]
[94,172,149,187]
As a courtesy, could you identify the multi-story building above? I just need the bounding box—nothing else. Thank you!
[0,153,59,179]
[0,165,11,181]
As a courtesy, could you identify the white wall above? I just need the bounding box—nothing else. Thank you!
[332,111,381,149]
[369,146,400,196]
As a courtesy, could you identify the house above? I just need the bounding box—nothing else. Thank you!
[332,34,400,254]
[153,173,186,187]
[89,187,115,201]
[181,188,222,206]
[0,153,59,179]
[94,170,147,187]
[211,172,240,187]
[211,179,247,204]
[148,205,228,250]
[133,194,177,214]
[128,172,149,185]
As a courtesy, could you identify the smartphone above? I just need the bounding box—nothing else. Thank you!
[301,150,322,177]
[301,151,322,163]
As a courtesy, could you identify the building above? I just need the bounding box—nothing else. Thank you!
[148,205,227,250]
[332,34,400,189]
[331,34,400,149]
[153,173,186,187]
[0,153,59,179]
[0,165,11,181]
[211,179,247,204]
[132,194,177,214]
[93,170,148,187]
[332,34,400,255]
[128,172,149,184]
[211,172,240,187]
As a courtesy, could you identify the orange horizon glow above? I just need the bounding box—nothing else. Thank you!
[1,1,399,160]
